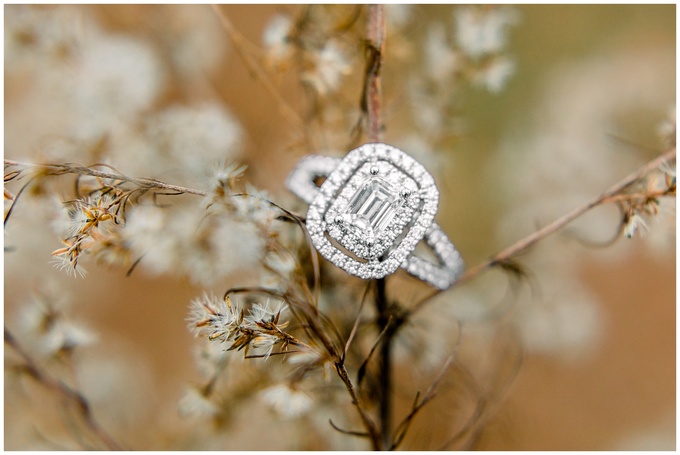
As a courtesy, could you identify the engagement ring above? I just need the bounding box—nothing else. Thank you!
[286,143,464,290]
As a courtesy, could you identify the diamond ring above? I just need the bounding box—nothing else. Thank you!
[286,143,464,290]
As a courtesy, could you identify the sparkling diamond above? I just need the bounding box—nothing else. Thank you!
[341,177,403,238]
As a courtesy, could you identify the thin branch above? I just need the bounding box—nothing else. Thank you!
[334,361,381,450]
[412,146,676,316]
[5,327,124,450]
[210,5,304,129]
[356,315,393,387]
[343,281,372,359]
[4,160,207,196]
[328,419,370,438]
[364,4,385,143]
[390,355,455,450]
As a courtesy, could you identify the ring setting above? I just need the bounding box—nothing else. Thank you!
[286,143,464,290]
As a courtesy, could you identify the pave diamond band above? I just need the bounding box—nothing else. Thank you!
[286,143,464,290]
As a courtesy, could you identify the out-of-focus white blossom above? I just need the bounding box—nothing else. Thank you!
[302,40,352,96]
[18,291,97,357]
[178,385,220,418]
[160,5,229,79]
[425,23,460,83]
[260,384,313,418]
[454,6,518,58]
[5,5,84,70]
[124,205,265,285]
[263,14,294,64]
[657,106,676,146]
[475,56,515,93]
[624,213,648,238]
[144,103,243,179]
[514,273,604,361]
[233,183,282,229]
[70,34,165,136]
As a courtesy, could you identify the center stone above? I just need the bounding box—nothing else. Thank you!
[341,177,401,238]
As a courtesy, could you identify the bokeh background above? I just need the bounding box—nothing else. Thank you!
[4,4,675,450]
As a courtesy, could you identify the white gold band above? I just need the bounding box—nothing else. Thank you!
[286,143,464,290]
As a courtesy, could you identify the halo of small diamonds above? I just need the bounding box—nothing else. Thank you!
[286,143,465,289]
[306,143,439,280]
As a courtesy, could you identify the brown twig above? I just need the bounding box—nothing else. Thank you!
[411,146,676,316]
[391,355,455,450]
[4,160,207,196]
[364,4,385,143]
[210,5,304,129]
[4,327,124,450]
[362,5,393,449]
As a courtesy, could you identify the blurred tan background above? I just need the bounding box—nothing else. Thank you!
[5,4,675,450]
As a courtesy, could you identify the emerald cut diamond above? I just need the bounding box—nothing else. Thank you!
[342,177,402,238]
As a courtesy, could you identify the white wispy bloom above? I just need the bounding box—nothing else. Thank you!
[211,161,248,192]
[263,251,297,278]
[18,293,97,356]
[195,217,265,285]
[454,6,518,58]
[193,342,229,379]
[250,334,279,360]
[659,160,676,183]
[262,14,294,63]
[123,204,176,276]
[475,56,515,93]
[188,294,243,347]
[41,321,97,356]
[303,40,352,96]
[624,213,648,239]
[162,5,228,79]
[514,275,603,361]
[260,384,313,418]
[425,23,460,83]
[51,252,88,278]
[657,106,675,145]
[245,300,287,326]
[408,79,446,137]
[178,385,220,418]
[644,198,675,254]
[69,33,166,141]
[233,183,281,228]
[125,204,265,285]
[5,5,83,70]
[145,103,243,180]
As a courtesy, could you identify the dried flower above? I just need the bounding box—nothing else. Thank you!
[262,14,294,65]
[18,290,97,357]
[302,40,352,96]
[624,213,648,238]
[475,56,515,93]
[188,294,243,342]
[454,6,518,58]
[188,294,299,361]
[260,384,313,418]
[425,23,460,83]
[178,385,220,418]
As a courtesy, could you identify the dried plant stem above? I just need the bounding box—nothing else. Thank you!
[364,4,385,143]
[4,327,124,451]
[363,5,393,450]
[210,5,304,129]
[4,160,208,197]
[413,145,677,315]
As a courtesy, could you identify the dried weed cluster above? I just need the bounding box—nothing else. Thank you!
[4,4,676,450]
